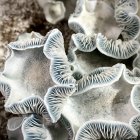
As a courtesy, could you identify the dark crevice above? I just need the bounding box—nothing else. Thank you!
[76,49,135,70]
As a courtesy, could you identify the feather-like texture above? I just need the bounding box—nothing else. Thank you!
[8,32,47,50]
[0,32,54,116]
[22,114,52,140]
[115,0,138,14]
[68,21,85,34]
[5,96,49,118]
[60,116,75,140]
[22,114,74,140]
[115,0,140,40]
[75,63,124,95]
[44,29,76,86]
[97,33,140,59]
[72,33,97,52]
[75,120,137,140]
[44,86,75,123]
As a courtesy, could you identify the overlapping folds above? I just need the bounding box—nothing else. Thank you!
[1,21,140,139]
[43,29,76,87]
[71,32,140,60]
[0,31,55,117]
[115,0,140,40]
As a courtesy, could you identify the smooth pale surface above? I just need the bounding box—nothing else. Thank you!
[1,47,54,107]
[69,0,121,39]
[62,76,138,130]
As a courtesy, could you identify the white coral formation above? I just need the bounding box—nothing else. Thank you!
[1,27,140,139]
[1,0,140,140]
[43,29,140,139]
[0,30,75,139]
[0,32,55,118]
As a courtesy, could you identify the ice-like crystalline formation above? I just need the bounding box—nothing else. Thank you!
[45,86,75,123]
[70,32,140,61]
[69,22,85,34]
[42,28,140,139]
[8,32,46,50]
[2,1,140,140]
[0,82,10,99]
[96,33,140,59]
[69,0,140,62]
[5,96,48,116]
[43,29,76,87]
[75,120,137,140]
[75,63,124,95]
[60,115,75,140]
[115,0,138,13]
[72,33,97,52]
[70,0,140,42]
[0,31,54,116]
[70,32,140,62]
[22,114,52,140]
[45,66,139,134]
[1,29,77,140]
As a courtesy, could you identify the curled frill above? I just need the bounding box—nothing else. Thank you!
[96,33,140,59]
[43,29,76,87]
[76,120,138,140]
[0,31,54,117]
[1,29,76,140]
[115,0,140,40]
[69,0,140,41]
[21,114,74,140]
[6,114,74,140]
[96,0,140,59]
[68,32,140,64]
[43,29,140,139]
[68,0,121,39]
[2,27,140,139]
